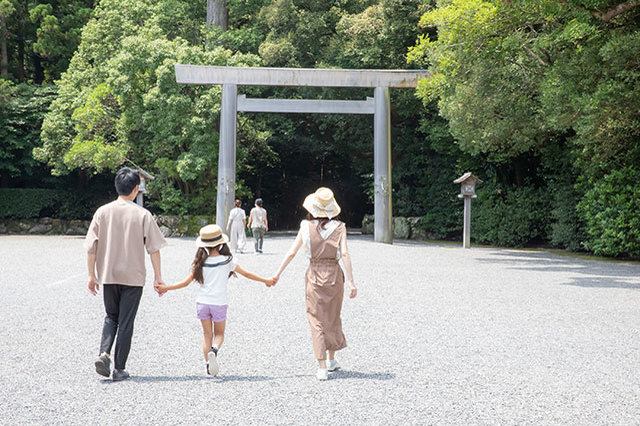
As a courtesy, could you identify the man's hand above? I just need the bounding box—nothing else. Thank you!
[88,276,99,295]
[154,278,165,297]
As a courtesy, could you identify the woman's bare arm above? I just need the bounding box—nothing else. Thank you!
[339,226,357,298]
[274,230,303,281]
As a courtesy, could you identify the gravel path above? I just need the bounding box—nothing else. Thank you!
[1,234,639,425]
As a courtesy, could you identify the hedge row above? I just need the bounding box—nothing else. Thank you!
[0,188,106,220]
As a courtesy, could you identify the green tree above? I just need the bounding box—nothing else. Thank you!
[0,81,57,187]
[409,0,640,251]
[35,0,263,214]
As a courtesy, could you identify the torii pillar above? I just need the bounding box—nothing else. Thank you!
[174,65,431,243]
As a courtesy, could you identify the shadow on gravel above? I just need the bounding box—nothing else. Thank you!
[476,251,640,290]
[111,375,276,383]
[329,370,395,381]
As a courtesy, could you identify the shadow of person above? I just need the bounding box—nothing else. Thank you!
[329,370,395,381]
[99,374,276,384]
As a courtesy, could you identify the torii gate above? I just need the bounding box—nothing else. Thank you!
[174,65,431,243]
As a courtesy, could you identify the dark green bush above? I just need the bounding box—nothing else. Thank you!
[0,189,61,219]
[549,181,587,251]
[577,167,640,257]
[0,188,104,219]
[472,183,552,247]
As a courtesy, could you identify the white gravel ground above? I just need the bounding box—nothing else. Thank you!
[1,234,639,425]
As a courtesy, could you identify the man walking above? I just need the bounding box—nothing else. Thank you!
[247,198,268,253]
[85,167,167,381]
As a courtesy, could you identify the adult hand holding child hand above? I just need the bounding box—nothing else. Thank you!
[154,278,166,297]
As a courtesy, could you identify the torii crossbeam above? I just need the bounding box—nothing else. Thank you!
[174,65,431,243]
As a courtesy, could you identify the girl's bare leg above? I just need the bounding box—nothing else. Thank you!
[328,350,335,361]
[201,319,213,361]
[213,320,226,350]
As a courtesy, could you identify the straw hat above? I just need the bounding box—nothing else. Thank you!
[196,224,229,248]
[302,187,341,219]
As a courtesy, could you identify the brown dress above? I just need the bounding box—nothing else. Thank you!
[305,221,347,360]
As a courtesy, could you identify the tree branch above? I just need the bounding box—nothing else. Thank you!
[557,0,640,22]
[521,43,549,67]
[596,0,640,21]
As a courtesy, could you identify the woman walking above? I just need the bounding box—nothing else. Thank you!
[226,199,247,253]
[273,187,357,381]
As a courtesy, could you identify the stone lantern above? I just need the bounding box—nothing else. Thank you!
[136,168,155,207]
[453,172,483,248]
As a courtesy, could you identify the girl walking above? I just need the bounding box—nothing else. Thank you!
[273,187,357,381]
[156,224,274,376]
[226,199,247,253]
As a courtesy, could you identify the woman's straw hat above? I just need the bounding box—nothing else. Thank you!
[302,187,341,219]
[196,224,229,248]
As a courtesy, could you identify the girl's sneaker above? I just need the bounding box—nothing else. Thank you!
[207,347,219,376]
[327,360,340,372]
[316,368,328,381]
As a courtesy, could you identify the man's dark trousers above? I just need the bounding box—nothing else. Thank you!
[99,284,143,370]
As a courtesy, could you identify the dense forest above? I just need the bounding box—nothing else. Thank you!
[1,0,639,257]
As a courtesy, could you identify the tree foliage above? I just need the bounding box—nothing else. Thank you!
[410,0,640,253]
[35,0,263,214]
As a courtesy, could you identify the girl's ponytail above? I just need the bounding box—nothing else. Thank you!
[192,247,209,284]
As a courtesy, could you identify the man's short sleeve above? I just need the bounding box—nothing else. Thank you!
[84,211,100,253]
[143,212,168,254]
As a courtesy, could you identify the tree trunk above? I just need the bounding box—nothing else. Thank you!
[16,17,24,81]
[207,0,228,31]
[33,54,44,84]
[0,17,8,78]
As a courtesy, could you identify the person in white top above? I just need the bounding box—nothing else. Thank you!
[226,199,247,253]
[247,198,268,253]
[155,224,274,376]
[273,187,357,381]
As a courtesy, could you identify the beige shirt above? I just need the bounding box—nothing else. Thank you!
[84,199,167,286]
[250,207,267,228]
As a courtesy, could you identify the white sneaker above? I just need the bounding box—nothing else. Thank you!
[316,368,329,381]
[207,348,219,376]
[327,360,340,372]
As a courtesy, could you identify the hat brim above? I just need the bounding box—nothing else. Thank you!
[196,233,229,248]
[302,193,341,219]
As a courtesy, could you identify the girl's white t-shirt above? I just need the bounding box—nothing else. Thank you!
[196,255,238,306]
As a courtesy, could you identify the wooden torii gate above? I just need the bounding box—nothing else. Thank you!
[174,65,431,243]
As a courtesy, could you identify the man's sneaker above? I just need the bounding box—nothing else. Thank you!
[316,368,329,381]
[112,369,130,381]
[207,347,219,376]
[327,360,340,372]
[94,353,111,377]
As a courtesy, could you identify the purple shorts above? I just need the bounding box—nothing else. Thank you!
[196,303,228,322]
